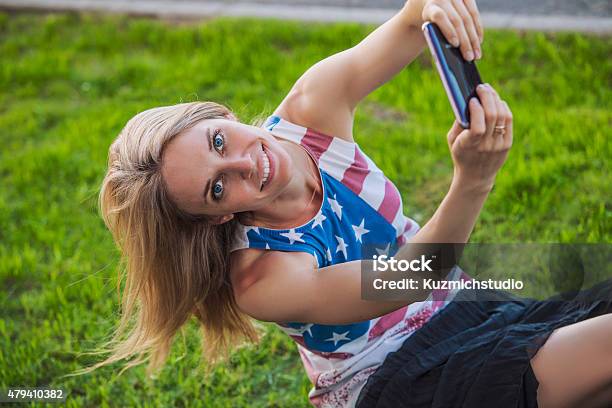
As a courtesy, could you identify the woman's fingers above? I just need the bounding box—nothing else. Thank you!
[501,100,513,150]
[462,0,484,44]
[425,0,483,60]
[451,0,481,59]
[428,4,460,47]
[475,84,498,145]
[474,84,513,152]
[447,120,464,147]
[466,97,485,141]
[492,92,508,151]
[441,2,473,60]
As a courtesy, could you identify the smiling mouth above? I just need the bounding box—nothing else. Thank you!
[260,143,271,191]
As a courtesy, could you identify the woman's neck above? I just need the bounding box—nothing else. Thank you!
[239,139,322,229]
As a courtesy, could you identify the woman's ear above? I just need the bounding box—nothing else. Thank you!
[209,214,234,225]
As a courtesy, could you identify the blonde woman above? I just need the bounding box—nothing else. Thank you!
[91,0,612,407]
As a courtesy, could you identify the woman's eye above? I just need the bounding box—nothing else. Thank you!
[213,178,224,200]
[213,130,225,152]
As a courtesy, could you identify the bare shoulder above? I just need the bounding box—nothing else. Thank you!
[229,248,319,322]
[273,83,356,143]
[229,248,317,297]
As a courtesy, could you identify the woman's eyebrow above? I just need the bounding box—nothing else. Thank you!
[202,127,213,203]
[202,179,211,204]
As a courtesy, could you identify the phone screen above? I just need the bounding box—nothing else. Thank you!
[425,23,482,126]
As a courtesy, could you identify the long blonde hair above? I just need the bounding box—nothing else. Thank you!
[74,101,260,377]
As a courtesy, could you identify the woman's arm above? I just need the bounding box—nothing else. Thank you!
[339,0,484,112]
[276,0,483,139]
[234,180,488,325]
[405,85,513,245]
[235,85,513,325]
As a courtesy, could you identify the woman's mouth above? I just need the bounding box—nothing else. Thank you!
[260,143,274,191]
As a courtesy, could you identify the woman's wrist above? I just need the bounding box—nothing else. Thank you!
[450,171,495,198]
[401,0,427,28]
[410,175,490,245]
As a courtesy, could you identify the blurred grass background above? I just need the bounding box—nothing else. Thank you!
[0,11,610,407]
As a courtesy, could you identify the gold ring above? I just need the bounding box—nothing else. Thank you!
[494,125,506,135]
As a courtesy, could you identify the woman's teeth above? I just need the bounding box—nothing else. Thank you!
[261,149,270,187]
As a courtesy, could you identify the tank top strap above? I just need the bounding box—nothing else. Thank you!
[264,115,359,180]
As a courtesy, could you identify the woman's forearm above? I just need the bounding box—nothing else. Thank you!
[389,174,492,287]
[288,177,495,325]
[362,176,493,309]
[409,175,492,245]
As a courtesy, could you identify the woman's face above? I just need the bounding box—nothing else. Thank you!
[161,118,294,222]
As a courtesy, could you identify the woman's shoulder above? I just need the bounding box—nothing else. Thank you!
[229,248,317,296]
[272,87,355,143]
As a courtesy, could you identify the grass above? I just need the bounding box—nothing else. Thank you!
[0,11,610,407]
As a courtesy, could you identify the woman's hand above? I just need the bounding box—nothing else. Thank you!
[403,0,484,61]
[447,84,513,194]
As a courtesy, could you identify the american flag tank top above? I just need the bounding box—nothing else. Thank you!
[230,115,471,407]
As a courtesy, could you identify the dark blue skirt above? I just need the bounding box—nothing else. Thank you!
[356,278,612,408]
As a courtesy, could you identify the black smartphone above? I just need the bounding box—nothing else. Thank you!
[422,22,483,128]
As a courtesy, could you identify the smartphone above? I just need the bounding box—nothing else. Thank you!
[422,22,483,128]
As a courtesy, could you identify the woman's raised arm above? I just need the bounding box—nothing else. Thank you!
[278,0,484,139]
[235,85,512,325]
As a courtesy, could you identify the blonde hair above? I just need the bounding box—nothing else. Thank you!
[72,101,260,378]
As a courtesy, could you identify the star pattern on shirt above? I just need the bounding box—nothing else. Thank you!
[328,194,343,221]
[335,235,348,259]
[311,211,327,229]
[245,226,260,235]
[376,243,391,256]
[265,243,270,250]
[297,323,314,337]
[280,228,305,245]
[326,248,332,262]
[325,331,351,346]
[352,218,370,243]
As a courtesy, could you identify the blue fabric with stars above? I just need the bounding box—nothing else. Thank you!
[239,167,399,352]
[242,171,398,268]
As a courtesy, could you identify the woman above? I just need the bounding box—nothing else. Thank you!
[92,0,612,407]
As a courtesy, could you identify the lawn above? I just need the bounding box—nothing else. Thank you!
[0,11,610,407]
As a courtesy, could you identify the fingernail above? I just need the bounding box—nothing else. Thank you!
[475,49,481,59]
[477,84,485,90]
[466,50,474,61]
[452,38,459,47]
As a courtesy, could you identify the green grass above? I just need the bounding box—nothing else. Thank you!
[0,11,610,407]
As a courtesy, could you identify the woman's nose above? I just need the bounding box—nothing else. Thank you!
[226,155,255,178]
